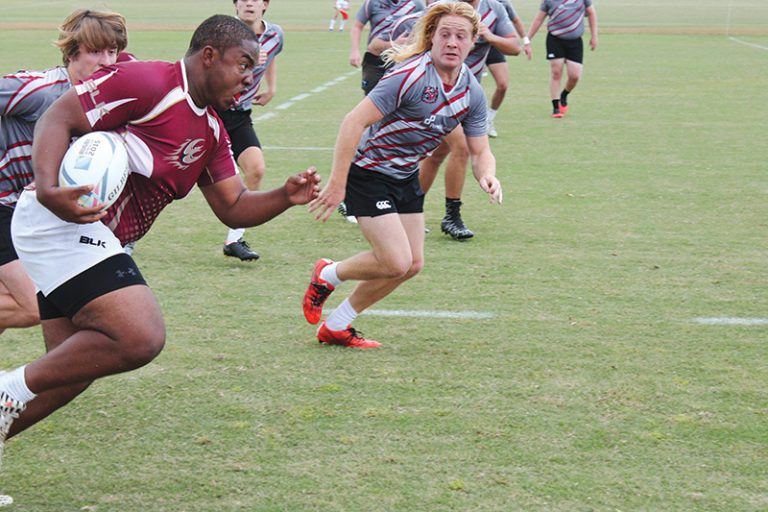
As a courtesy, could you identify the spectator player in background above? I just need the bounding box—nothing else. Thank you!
[303,1,502,348]
[0,15,319,477]
[330,0,351,32]
[526,0,598,118]
[220,0,285,261]
[0,9,128,337]
[485,0,531,138]
[417,0,518,240]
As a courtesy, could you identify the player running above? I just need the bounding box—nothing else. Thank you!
[330,0,351,32]
[0,15,319,481]
[417,0,519,240]
[221,0,285,261]
[304,1,502,348]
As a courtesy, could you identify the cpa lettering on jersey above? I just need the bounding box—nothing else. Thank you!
[166,138,206,170]
[376,200,392,210]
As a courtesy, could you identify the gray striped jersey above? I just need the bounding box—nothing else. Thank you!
[0,67,71,206]
[232,21,284,111]
[354,52,487,180]
[541,0,592,40]
[356,0,426,45]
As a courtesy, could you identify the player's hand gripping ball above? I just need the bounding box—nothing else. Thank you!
[58,131,129,209]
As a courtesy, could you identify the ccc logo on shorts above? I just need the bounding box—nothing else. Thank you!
[376,200,392,210]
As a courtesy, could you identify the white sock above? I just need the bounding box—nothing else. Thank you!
[339,21,345,31]
[487,108,497,122]
[1,366,36,404]
[326,298,358,331]
[329,20,335,30]
[225,228,245,245]
[319,262,342,287]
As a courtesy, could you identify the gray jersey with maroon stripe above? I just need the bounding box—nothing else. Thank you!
[355,0,426,45]
[231,20,284,111]
[541,0,592,39]
[354,52,487,180]
[0,67,71,206]
[465,0,515,79]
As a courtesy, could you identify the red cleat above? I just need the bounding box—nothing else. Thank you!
[551,110,564,118]
[317,323,382,349]
[303,259,335,324]
[560,104,569,115]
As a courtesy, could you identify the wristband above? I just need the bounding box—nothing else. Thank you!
[523,36,531,45]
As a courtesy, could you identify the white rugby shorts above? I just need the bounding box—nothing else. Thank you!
[11,189,124,296]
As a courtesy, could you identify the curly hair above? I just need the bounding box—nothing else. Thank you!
[186,14,259,57]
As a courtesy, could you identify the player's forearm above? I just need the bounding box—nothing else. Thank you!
[491,34,520,56]
[587,6,598,37]
[526,11,546,40]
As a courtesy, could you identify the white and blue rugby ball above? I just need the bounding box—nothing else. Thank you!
[58,131,129,209]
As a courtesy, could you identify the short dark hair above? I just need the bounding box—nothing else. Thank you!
[186,15,258,57]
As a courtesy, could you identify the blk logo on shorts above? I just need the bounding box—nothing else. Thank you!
[79,235,106,248]
[376,200,392,210]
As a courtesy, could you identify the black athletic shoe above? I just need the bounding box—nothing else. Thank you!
[223,238,260,261]
[441,200,474,240]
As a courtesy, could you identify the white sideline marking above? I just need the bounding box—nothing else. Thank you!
[727,36,768,50]
[694,317,768,326]
[364,309,496,319]
[255,70,357,121]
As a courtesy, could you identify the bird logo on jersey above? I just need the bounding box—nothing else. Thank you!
[421,86,438,104]
[166,138,206,170]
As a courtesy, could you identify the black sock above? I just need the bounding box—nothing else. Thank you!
[552,99,560,112]
[560,89,570,106]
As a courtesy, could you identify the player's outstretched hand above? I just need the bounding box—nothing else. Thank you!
[479,176,503,205]
[38,185,108,224]
[284,166,321,206]
[307,179,345,222]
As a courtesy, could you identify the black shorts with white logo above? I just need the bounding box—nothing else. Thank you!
[0,205,18,266]
[344,164,424,218]
[37,253,147,320]
[546,32,584,64]
[218,108,261,160]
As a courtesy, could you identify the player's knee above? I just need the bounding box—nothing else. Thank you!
[120,324,166,369]
[405,258,424,279]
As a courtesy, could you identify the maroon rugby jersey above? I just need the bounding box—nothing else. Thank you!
[74,60,236,244]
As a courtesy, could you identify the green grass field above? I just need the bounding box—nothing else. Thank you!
[1,1,767,510]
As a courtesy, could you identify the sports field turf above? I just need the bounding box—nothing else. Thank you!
[1,1,766,510]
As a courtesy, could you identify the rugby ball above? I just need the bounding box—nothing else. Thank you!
[58,131,129,209]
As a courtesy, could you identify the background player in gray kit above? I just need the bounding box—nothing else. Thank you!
[0,9,128,337]
[349,0,426,95]
[417,0,518,241]
[526,0,598,118]
[303,1,502,349]
[0,15,319,480]
[220,0,285,261]
[485,0,532,138]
